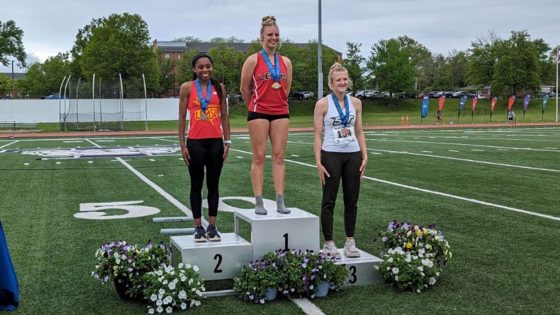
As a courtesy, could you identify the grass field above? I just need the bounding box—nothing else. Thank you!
[1,126,559,314]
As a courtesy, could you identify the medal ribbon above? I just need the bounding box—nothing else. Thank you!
[260,49,280,83]
[194,79,212,115]
[331,94,350,127]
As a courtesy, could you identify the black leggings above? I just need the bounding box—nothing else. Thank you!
[320,150,362,241]
[186,138,224,219]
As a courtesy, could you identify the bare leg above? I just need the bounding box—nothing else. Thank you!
[269,118,290,213]
[248,119,270,214]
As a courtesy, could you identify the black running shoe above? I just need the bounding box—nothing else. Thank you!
[193,225,206,242]
[206,224,221,242]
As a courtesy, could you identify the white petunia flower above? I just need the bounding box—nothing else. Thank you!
[180,302,187,310]
[165,306,172,313]
[159,288,165,295]
[150,294,158,302]
[178,290,187,299]
[148,307,155,314]
[392,267,399,274]
[156,299,163,306]
[156,305,163,313]
[168,282,176,290]
[194,300,201,307]
[193,265,199,272]
[429,277,437,285]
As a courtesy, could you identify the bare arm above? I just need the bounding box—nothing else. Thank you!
[178,82,191,165]
[282,56,293,97]
[219,83,231,161]
[240,54,257,105]
[351,96,368,177]
[313,97,330,185]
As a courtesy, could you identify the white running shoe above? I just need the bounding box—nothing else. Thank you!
[343,239,361,258]
[322,241,341,259]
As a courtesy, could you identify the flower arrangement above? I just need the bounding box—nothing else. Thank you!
[376,220,452,293]
[143,263,205,314]
[91,240,171,299]
[233,249,347,302]
[233,253,282,304]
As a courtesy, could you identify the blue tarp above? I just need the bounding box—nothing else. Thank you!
[0,221,19,311]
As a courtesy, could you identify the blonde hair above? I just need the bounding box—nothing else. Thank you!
[260,16,278,40]
[328,62,353,90]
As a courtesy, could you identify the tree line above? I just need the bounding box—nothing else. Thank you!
[1,14,558,99]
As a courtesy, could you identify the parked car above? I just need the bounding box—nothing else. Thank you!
[355,90,378,99]
[293,91,314,100]
[43,94,63,99]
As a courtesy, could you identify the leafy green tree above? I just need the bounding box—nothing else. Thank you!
[155,49,177,96]
[71,13,159,95]
[343,42,365,92]
[17,53,71,98]
[0,73,11,95]
[208,43,246,93]
[367,38,415,96]
[467,33,501,88]
[398,36,431,92]
[0,20,26,67]
[492,31,541,96]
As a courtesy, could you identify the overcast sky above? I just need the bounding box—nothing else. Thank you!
[2,0,559,72]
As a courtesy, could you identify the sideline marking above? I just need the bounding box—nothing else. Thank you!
[368,138,560,153]
[231,148,560,222]
[0,140,18,149]
[290,298,325,315]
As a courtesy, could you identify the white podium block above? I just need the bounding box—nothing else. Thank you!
[335,248,384,286]
[234,208,320,260]
[170,233,252,281]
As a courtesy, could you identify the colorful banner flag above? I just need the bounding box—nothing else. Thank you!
[507,95,516,111]
[491,97,498,113]
[471,96,478,112]
[459,95,467,113]
[438,96,446,111]
[542,95,549,112]
[523,94,531,110]
[421,96,429,119]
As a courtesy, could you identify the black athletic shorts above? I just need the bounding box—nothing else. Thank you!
[247,111,290,121]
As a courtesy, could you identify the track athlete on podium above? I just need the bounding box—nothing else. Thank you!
[179,53,231,242]
[240,16,293,215]
[313,63,368,259]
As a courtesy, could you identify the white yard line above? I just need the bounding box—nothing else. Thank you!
[231,148,560,222]
[0,140,18,149]
[290,298,326,315]
[288,140,560,173]
[368,138,560,153]
[84,138,205,225]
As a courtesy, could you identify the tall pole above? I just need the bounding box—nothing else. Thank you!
[317,0,323,99]
[11,60,14,98]
[554,44,560,122]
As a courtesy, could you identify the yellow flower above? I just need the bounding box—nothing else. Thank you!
[406,242,413,249]
[416,229,422,238]
[423,228,428,236]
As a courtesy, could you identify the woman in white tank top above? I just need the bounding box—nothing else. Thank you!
[313,63,368,259]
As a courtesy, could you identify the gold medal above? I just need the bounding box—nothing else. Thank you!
[271,82,281,89]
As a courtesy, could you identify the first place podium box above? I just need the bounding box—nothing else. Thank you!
[234,208,320,260]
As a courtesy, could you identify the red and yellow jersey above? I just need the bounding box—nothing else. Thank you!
[248,52,289,115]
[187,82,223,139]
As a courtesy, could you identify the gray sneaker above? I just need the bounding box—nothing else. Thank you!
[322,242,341,259]
[255,205,267,215]
[343,239,360,258]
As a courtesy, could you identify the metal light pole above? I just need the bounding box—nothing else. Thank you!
[11,60,15,98]
[555,44,560,122]
[317,0,323,99]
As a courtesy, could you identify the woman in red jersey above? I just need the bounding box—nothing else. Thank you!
[179,53,231,242]
[240,15,293,215]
